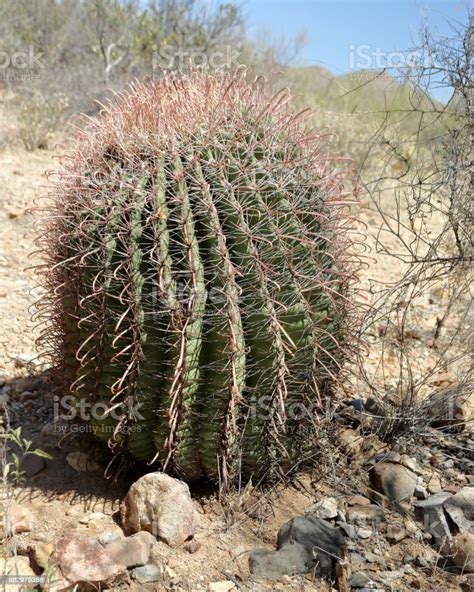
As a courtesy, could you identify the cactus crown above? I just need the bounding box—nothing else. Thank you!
[38,70,360,484]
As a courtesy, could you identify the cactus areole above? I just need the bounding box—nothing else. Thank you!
[38,71,360,484]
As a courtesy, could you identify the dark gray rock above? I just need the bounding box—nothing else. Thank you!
[415,492,452,508]
[249,516,345,580]
[20,453,46,477]
[249,544,312,580]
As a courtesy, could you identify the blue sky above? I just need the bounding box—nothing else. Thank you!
[244,0,471,99]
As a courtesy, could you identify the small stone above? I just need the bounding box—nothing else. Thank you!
[66,451,100,472]
[442,532,474,573]
[386,524,406,543]
[31,542,55,569]
[208,581,236,592]
[415,556,431,568]
[131,564,163,584]
[400,456,424,475]
[79,511,108,525]
[19,453,46,477]
[338,521,357,538]
[346,504,384,525]
[348,495,371,506]
[14,353,40,369]
[105,531,155,568]
[307,497,338,519]
[444,459,455,469]
[370,462,417,503]
[121,472,198,547]
[184,539,201,553]
[7,504,32,534]
[427,475,443,494]
[95,531,123,546]
[356,527,372,539]
[414,483,428,500]
[351,572,373,588]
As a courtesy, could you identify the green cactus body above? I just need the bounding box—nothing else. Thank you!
[39,72,358,484]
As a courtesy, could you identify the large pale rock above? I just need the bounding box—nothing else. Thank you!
[369,461,417,504]
[121,472,198,546]
[53,534,126,585]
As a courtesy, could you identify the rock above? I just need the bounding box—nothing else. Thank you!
[386,524,407,543]
[348,495,371,506]
[415,492,452,508]
[277,516,344,576]
[78,511,108,525]
[14,353,40,369]
[0,556,36,592]
[53,534,126,585]
[423,383,473,431]
[95,531,123,546]
[445,487,474,521]
[105,531,155,568]
[370,462,417,503]
[427,474,443,494]
[356,527,372,539]
[346,504,384,526]
[442,533,474,573]
[418,504,452,548]
[414,482,429,500]
[131,564,163,584]
[184,539,201,553]
[249,544,312,580]
[307,497,338,519]
[349,399,366,412]
[66,451,100,472]
[208,581,236,592]
[121,472,198,547]
[351,572,374,588]
[338,522,357,538]
[400,456,424,475]
[7,504,32,534]
[19,452,46,477]
[250,516,344,580]
[31,542,55,569]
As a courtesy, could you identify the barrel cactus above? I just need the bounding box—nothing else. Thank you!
[38,70,359,484]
